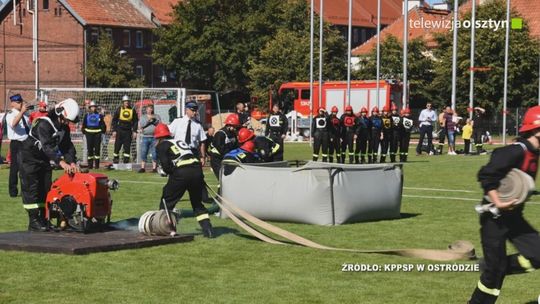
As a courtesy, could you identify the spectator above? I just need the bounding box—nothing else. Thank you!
[236,102,250,127]
[205,127,215,163]
[138,104,161,173]
[472,106,486,154]
[437,106,447,154]
[5,94,30,197]
[462,118,473,155]
[416,102,437,156]
[444,107,457,155]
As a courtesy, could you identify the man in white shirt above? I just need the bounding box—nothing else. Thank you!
[415,102,437,156]
[5,94,30,197]
[168,101,207,166]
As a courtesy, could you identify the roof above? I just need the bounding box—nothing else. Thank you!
[512,0,540,38]
[314,0,403,28]
[61,0,156,28]
[143,0,181,25]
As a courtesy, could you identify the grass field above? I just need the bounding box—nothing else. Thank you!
[0,143,539,304]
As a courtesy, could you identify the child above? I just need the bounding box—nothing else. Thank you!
[462,118,473,155]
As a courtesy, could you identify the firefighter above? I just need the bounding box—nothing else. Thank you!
[112,95,138,164]
[472,106,487,154]
[265,104,288,161]
[154,123,214,238]
[253,135,280,162]
[208,113,240,179]
[354,107,370,164]
[389,104,401,163]
[327,106,342,163]
[223,132,261,175]
[29,101,48,123]
[82,101,106,169]
[399,108,414,162]
[368,106,382,163]
[312,107,329,162]
[468,106,540,304]
[20,98,80,231]
[5,94,30,198]
[380,106,393,163]
[340,105,356,164]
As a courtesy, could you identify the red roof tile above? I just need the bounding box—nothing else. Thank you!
[512,0,540,38]
[144,0,181,25]
[63,0,155,28]
[314,0,403,28]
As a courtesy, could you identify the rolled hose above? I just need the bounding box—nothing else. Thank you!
[138,210,180,236]
[484,169,535,205]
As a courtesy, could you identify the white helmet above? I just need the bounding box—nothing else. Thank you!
[55,98,80,122]
[122,95,130,102]
[89,100,97,107]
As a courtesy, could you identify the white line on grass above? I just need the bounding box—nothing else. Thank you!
[403,194,540,205]
[119,180,218,187]
[403,187,476,193]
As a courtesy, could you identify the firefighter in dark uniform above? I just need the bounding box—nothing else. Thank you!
[473,106,487,154]
[368,106,382,163]
[328,106,341,163]
[354,107,370,164]
[265,104,288,161]
[253,136,280,162]
[82,101,106,169]
[20,98,80,231]
[389,104,401,163]
[112,95,138,164]
[208,114,240,179]
[312,107,329,162]
[380,106,393,163]
[154,123,214,238]
[340,105,356,164]
[223,135,261,176]
[468,106,540,304]
[399,108,414,162]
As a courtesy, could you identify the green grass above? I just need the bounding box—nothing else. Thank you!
[1,143,539,304]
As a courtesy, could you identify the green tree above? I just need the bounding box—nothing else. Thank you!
[86,32,143,88]
[355,36,436,108]
[432,0,540,114]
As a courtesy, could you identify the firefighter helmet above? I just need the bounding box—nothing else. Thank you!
[241,140,255,153]
[331,106,338,113]
[360,107,368,113]
[391,103,398,111]
[372,106,380,114]
[238,128,255,143]
[154,123,171,139]
[122,95,130,102]
[345,105,353,112]
[382,106,390,112]
[55,98,80,122]
[403,108,411,115]
[224,114,241,126]
[318,107,326,113]
[88,100,97,107]
[38,101,47,108]
[519,106,540,133]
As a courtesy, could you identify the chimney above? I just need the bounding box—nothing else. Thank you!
[403,0,425,14]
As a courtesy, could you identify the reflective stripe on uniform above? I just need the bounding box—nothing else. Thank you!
[84,129,102,133]
[113,153,119,157]
[321,154,328,157]
[88,156,94,160]
[23,203,45,210]
[123,153,130,158]
[174,158,199,167]
[196,214,209,221]
[94,156,100,160]
[209,146,220,155]
[518,255,535,272]
[312,154,319,158]
[477,281,500,297]
[272,144,280,153]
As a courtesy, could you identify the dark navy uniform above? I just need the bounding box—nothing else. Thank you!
[340,114,357,164]
[264,112,288,161]
[399,114,414,162]
[82,111,106,169]
[354,114,370,164]
[389,112,401,162]
[253,136,280,163]
[327,113,341,163]
[380,113,393,163]
[208,128,238,179]
[112,106,138,163]
[369,115,383,163]
[222,146,260,176]
[312,113,330,162]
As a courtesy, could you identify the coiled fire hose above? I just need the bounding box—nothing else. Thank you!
[206,184,476,261]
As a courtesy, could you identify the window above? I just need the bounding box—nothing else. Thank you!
[135,65,144,77]
[54,7,62,16]
[90,27,99,44]
[43,0,49,10]
[135,31,143,48]
[105,28,113,39]
[301,90,310,100]
[123,30,131,48]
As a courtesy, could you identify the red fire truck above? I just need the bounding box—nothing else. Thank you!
[271,80,402,137]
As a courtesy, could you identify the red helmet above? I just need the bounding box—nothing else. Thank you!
[520,106,540,133]
[238,128,255,143]
[241,140,255,153]
[372,106,380,114]
[318,107,326,113]
[224,113,240,126]
[403,108,411,114]
[154,123,171,139]
[331,106,338,113]
[360,107,368,114]
[382,106,390,112]
[391,103,398,111]
[38,101,47,108]
[345,105,353,112]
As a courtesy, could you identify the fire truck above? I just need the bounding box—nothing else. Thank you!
[271,80,401,137]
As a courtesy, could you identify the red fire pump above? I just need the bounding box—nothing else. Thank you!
[45,173,119,232]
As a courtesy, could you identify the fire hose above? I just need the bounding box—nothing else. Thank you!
[206,184,476,261]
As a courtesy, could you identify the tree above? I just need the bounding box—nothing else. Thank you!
[432,0,540,115]
[86,32,143,88]
[355,36,436,108]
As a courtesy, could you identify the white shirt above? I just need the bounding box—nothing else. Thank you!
[418,109,437,127]
[168,116,206,150]
[5,109,29,141]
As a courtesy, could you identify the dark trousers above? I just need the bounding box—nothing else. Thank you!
[469,211,540,304]
[473,129,484,153]
[368,130,381,163]
[312,131,329,161]
[390,130,400,162]
[341,132,355,164]
[416,125,433,155]
[270,134,284,161]
[399,132,411,162]
[85,132,102,160]
[464,139,471,154]
[210,157,222,180]
[354,130,369,164]
[380,130,392,162]
[160,165,208,217]
[437,128,447,153]
[9,140,23,197]
[328,134,341,163]
[20,160,52,210]
[114,129,132,161]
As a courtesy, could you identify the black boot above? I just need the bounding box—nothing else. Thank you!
[198,218,214,238]
[113,156,119,164]
[390,155,396,163]
[95,159,100,169]
[322,157,328,162]
[329,156,334,163]
[88,159,94,169]
[312,155,318,162]
[123,157,130,164]
[354,156,359,164]
[349,155,354,164]
[28,209,48,232]
[368,156,372,164]
[380,156,386,163]
[360,157,365,164]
